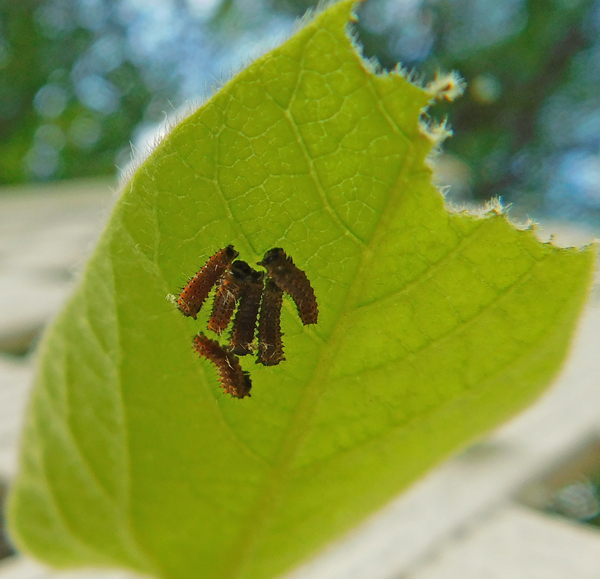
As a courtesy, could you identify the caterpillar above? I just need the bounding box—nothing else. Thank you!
[177,245,238,319]
[192,333,252,399]
[208,260,252,335]
[257,278,285,366]
[230,268,265,356]
[258,247,318,325]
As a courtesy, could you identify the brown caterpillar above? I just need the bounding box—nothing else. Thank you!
[230,268,265,356]
[258,247,318,325]
[177,245,238,319]
[208,260,252,334]
[192,333,251,399]
[257,278,285,366]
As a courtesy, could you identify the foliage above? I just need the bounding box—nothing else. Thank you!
[0,0,158,183]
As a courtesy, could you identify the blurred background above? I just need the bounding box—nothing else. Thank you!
[2,0,600,222]
[2,1,600,578]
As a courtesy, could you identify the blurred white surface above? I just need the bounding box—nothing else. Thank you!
[408,505,600,579]
[0,357,32,480]
[0,180,599,579]
[0,180,115,349]
[0,558,138,579]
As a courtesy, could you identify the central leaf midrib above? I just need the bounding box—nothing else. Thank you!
[225,104,421,579]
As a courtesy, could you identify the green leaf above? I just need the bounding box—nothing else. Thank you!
[8,1,596,579]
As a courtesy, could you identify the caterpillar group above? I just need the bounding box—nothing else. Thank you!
[176,246,318,398]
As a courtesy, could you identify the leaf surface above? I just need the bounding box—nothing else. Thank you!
[9,2,596,579]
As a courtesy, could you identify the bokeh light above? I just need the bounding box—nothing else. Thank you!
[1,0,600,226]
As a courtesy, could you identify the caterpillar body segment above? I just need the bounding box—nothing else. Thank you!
[230,268,265,356]
[257,278,285,366]
[177,245,238,319]
[192,333,252,399]
[208,260,252,334]
[258,247,318,325]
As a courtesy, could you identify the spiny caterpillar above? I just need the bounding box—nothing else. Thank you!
[192,333,252,399]
[208,260,252,335]
[177,245,238,319]
[258,247,319,325]
[257,278,285,366]
[230,268,264,356]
